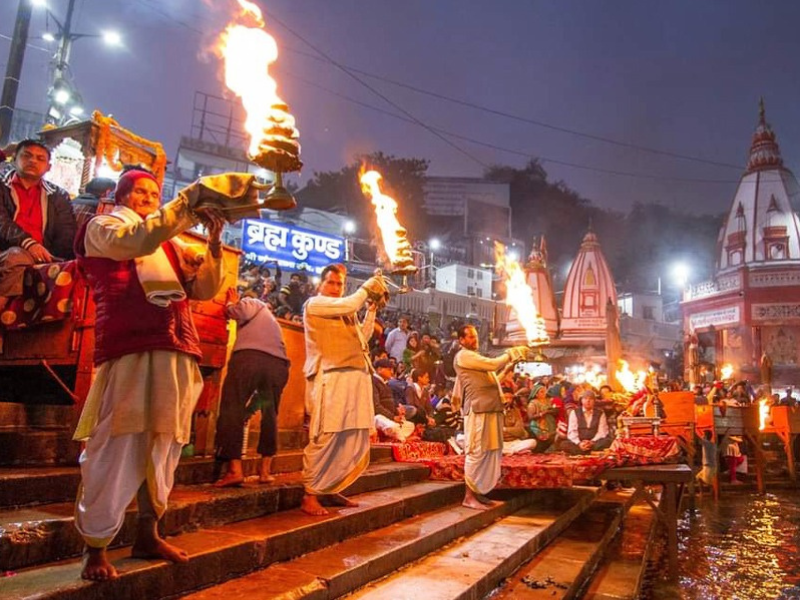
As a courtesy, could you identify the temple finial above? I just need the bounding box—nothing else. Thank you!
[759,97,765,123]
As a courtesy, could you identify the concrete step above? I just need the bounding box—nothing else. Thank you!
[181,488,582,600]
[581,499,658,600]
[487,491,630,600]
[0,461,426,572]
[1,479,464,600]
[0,428,81,467]
[347,487,600,600]
[0,445,395,508]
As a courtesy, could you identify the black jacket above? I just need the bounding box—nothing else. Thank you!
[0,169,77,259]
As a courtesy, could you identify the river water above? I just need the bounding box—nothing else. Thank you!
[647,489,800,600]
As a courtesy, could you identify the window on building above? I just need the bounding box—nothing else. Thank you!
[643,306,655,321]
[467,286,475,296]
[477,271,483,280]
[467,269,474,278]
[476,288,483,298]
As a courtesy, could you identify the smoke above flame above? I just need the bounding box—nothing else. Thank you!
[217,0,292,157]
[494,242,548,346]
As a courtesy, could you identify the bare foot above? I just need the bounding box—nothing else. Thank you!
[329,493,358,507]
[258,475,276,484]
[462,488,496,510]
[131,537,189,563]
[81,546,118,581]
[214,473,245,488]
[301,494,329,516]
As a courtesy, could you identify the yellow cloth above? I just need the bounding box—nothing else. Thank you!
[74,350,203,444]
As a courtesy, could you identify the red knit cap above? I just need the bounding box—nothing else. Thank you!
[114,170,159,204]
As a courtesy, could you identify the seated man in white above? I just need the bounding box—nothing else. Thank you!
[372,358,414,442]
[502,387,537,455]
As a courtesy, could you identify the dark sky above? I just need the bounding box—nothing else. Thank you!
[3,0,800,215]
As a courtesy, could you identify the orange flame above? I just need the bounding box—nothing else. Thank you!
[616,359,647,393]
[217,0,295,157]
[359,169,411,267]
[720,363,734,380]
[494,242,548,346]
[758,397,770,431]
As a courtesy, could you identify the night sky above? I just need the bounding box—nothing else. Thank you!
[2,0,800,216]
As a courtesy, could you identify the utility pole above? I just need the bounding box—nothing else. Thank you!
[0,0,34,146]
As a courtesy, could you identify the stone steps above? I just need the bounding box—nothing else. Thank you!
[487,490,634,600]
[182,488,589,600]
[0,460,423,572]
[346,487,600,600]
[581,498,658,600]
[0,446,394,508]
[1,478,467,600]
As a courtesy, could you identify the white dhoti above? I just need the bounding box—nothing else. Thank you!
[74,350,203,548]
[463,411,504,495]
[374,414,415,442]
[502,438,537,455]
[303,369,373,495]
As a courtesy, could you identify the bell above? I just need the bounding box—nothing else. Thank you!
[261,171,296,211]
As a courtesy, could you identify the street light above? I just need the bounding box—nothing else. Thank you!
[39,0,123,125]
[672,263,690,288]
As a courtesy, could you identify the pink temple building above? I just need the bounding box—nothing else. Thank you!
[681,101,800,386]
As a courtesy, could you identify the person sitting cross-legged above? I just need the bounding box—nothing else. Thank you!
[558,389,613,455]
[372,358,415,442]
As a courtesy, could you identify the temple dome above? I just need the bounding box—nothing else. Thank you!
[718,100,800,272]
[560,229,617,340]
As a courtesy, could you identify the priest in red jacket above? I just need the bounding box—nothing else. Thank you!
[72,169,255,581]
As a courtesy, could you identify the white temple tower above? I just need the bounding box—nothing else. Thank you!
[560,229,618,341]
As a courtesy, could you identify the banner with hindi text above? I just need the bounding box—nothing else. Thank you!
[241,219,345,274]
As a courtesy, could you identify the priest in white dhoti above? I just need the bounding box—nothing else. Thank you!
[301,263,388,515]
[73,169,260,580]
[453,324,528,509]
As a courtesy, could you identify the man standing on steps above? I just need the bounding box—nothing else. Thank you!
[454,324,528,509]
[301,263,389,515]
[73,169,259,580]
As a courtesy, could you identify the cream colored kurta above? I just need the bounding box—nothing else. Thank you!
[74,201,223,443]
[456,348,509,495]
[302,290,375,495]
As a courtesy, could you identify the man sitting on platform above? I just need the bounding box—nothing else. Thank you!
[559,389,613,455]
[0,139,76,312]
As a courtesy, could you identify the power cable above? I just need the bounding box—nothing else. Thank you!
[285,46,744,171]
[279,69,757,185]
[249,7,490,169]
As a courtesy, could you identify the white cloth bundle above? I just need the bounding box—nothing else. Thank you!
[134,246,186,307]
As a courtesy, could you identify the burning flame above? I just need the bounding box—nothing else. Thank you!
[359,169,409,266]
[720,363,734,380]
[759,397,771,431]
[574,365,607,388]
[616,359,648,394]
[217,0,295,156]
[495,242,548,346]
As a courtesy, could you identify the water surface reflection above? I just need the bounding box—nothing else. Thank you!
[649,490,800,599]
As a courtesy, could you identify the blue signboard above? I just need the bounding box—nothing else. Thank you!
[241,219,346,274]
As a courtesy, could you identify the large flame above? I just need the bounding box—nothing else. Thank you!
[720,363,734,380]
[616,359,648,394]
[759,397,771,431]
[572,365,607,388]
[217,0,294,156]
[359,169,408,266]
[494,242,548,346]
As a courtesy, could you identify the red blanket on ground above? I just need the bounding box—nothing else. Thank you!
[0,261,79,330]
[390,435,680,489]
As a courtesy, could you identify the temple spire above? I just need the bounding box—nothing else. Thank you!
[747,98,784,173]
